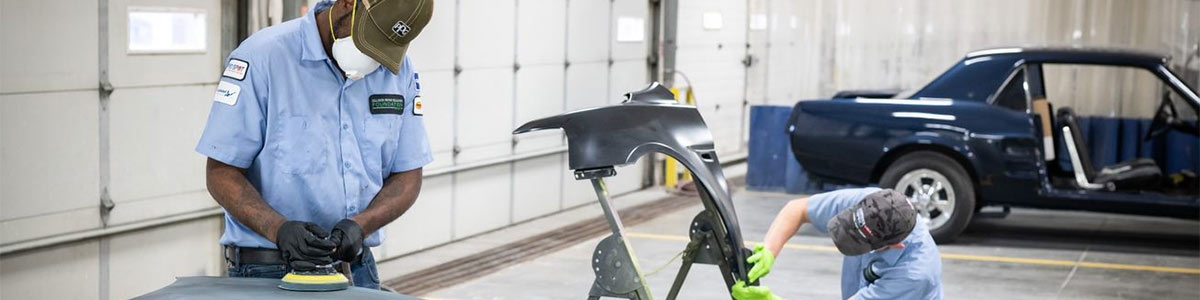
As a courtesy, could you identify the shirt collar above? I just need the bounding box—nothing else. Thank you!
[874,226,926,265]
[300,1,335,62]
[878,243,905,265]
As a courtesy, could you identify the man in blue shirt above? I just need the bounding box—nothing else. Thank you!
[731,188,944,299]
[197,0,433,289]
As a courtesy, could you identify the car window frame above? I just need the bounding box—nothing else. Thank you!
[1020,62,1199,119]
[987,63,1032,113]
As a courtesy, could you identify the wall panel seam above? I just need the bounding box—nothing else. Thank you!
[510,0,520,225]
[0,87,102,97]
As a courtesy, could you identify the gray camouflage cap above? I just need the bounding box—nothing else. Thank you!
[826,189,917,256]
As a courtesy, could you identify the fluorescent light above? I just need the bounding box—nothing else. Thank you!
[892,112,956,121]
[967,48,1022,57]
[854,99,953,106]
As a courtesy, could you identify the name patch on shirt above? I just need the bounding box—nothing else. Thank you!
[213,81,241,106]
[222,59,249,81]
[369,94,405,115]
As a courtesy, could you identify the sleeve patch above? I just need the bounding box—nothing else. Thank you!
[222,59,249,81]
[413,96,424,116]
[214,81,241,106]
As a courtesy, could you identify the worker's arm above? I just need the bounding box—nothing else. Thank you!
[206,158,286,242]
[761,197,810,257]
[352,167,423,236]
[742,197,811,285]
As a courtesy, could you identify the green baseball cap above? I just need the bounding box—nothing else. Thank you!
[352,0,433,74]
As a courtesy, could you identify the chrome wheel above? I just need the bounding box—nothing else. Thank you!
[894,168,956,231]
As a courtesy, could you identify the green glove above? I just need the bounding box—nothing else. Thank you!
[732,281,783,300]
[746,245,775,283]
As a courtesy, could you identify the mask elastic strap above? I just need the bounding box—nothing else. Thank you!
[329,0,358,40]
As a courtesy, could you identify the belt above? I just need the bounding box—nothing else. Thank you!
[224,246,286,266]
[224,246,372,266]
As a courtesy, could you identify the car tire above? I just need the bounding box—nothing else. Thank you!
[879,151,975,244]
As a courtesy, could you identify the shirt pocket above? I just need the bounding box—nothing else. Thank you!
[363,114,402,174]
[270,116,332,175]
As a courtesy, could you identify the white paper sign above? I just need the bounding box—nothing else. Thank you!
[128,8,207,54]
[749,14,767,30]
[616,17,645,42]
[702,12,723,30]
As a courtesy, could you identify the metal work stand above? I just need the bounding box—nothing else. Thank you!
[664,211,740,299]
[578,167,653,300]
[577,168,743,300]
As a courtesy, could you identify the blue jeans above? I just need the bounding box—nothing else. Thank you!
[227,248,381,290]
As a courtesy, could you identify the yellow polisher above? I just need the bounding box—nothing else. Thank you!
[278,263,354,292]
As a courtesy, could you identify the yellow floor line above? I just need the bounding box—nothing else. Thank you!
[624,232,1200,275]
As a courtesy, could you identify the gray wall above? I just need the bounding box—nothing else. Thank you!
[2,0,1197,299]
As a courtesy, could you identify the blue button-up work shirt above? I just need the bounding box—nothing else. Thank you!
[806,188,944,300]
[196,1,432,249]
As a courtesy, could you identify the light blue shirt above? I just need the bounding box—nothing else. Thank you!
[196,1,432,249]
[807,188,944,300]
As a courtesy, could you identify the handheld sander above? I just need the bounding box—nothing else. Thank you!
[278,262,355,292]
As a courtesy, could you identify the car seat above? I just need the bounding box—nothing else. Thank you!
[1057,107,1162,191]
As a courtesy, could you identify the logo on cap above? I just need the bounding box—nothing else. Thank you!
[853,208,873,238]
[392,20,411,37]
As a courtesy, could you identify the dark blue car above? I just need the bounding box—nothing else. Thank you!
[788,47,1199,242]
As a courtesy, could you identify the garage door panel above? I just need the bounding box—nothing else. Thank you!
[698,105,743,154]
[516,65,565,128]
[108,0,223,88]
[565,62,608,111]
[514,64,566,154]
[568,0,610,63]
[457,142,513,163]
[0,240,100,300]
[608,61,647,105]
[676,2,747,49]
[108,218,221,299]
[459,0,515,69]
[610,0,648,61]
[420,70,455,154]
[517,0,567,66]
[676,53,745,107]
[1,91,101,221]
[512,155,561,222]
[105,191,214,226]
[1,208,99,245]
[456,68,514,162]
[108,85,211,204]
[385,174,452,256]
[453,165,512,238]
[0,0,99,94]
[407,0,457,72]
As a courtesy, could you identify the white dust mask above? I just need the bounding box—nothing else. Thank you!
[329,0,379,80]
[332,37,380,80]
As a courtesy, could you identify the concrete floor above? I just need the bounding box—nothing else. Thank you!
[418,189,1200,300]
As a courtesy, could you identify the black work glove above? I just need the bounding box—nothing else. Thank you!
[329,219,365,263]
[275,221,336,271]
